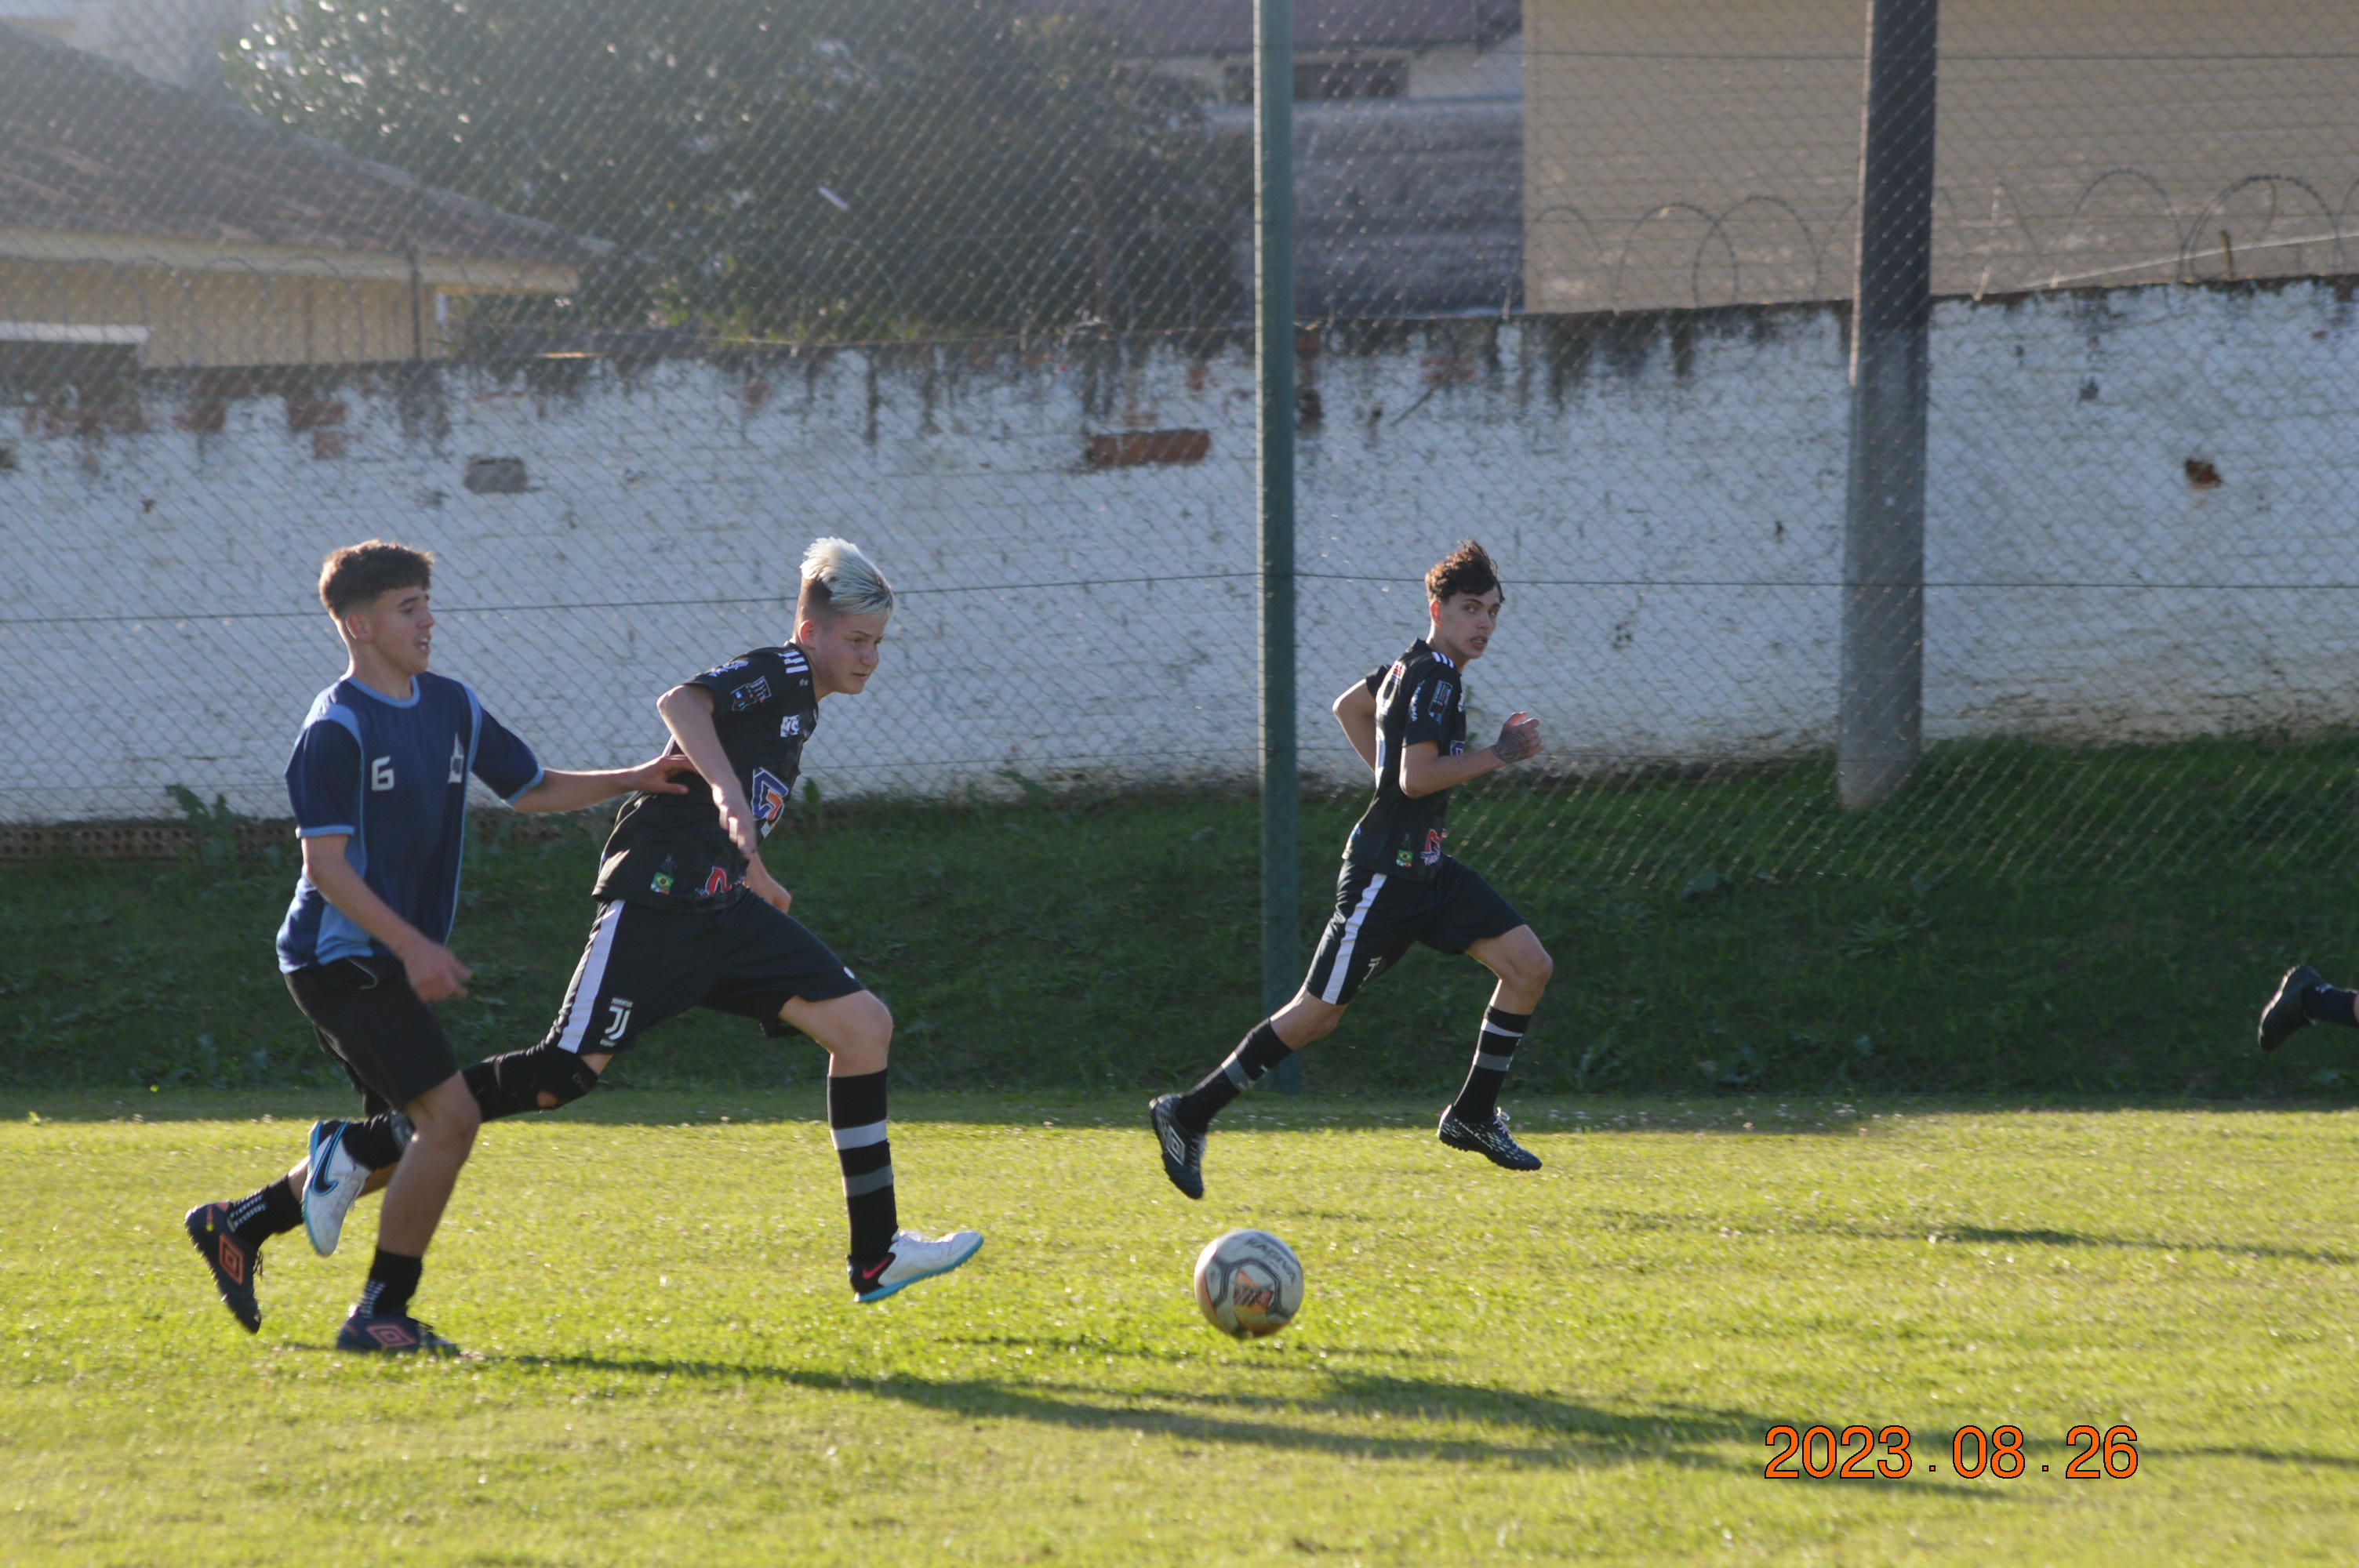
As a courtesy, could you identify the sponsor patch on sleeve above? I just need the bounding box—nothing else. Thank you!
[751,767,790,837]
[728,676,773,712]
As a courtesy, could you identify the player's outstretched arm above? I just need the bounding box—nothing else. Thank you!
[509,753,700,815]
[1332,681,1379,771]
[299,835,471,1001]
[1397,712,1546,799]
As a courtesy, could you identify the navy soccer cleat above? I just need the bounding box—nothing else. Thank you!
[1438,1106,1543,1171]
[335,1313,460,1355]
[184,1201,264,1333]
[1148,1094,1206,1200]
[2259,963,2326,1053]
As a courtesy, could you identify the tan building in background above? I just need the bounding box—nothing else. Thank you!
[0,20,595,371]
[1524,1,2359,313]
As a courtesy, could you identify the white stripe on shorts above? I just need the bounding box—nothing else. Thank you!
[1320,873,1388,1005]
[554,902,627,1054]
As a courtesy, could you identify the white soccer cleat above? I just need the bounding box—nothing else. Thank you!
[302,1119,369,1257]
[850,1229,984,1303]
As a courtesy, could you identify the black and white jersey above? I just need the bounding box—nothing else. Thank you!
[593,645,818,909]
[1343,637,1469,882]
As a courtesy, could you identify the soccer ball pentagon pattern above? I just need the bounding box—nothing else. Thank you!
[1192,1229,1305,1339]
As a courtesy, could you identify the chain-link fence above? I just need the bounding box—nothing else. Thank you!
[5,0,2359,909]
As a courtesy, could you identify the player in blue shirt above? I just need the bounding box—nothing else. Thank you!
[184,541,696,1352]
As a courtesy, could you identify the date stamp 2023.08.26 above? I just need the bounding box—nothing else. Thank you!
[1764,1424,2140,1480]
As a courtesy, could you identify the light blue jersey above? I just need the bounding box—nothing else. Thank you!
[275,672,543,972]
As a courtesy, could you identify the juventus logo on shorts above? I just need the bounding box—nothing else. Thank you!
[602,998,634,1044]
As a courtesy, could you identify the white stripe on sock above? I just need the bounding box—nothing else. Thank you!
[831,1119,889,1150]
[1320,873,1387,1004]
[1481,1022,1525,1039]
[1474,1051,1516,1072]
[842,1164,895,1197]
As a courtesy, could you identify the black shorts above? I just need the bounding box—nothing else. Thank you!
[537,894,867,1056]
[1302,855,1525,1007]
[285,959,461,1113]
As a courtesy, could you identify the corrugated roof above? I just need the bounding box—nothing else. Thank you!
[1023,0,1520,54]
[0,21,601,267]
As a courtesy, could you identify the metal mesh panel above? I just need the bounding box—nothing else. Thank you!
[2,0,2355,905]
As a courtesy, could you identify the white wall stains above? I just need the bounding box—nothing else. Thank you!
[5,277,2355,821]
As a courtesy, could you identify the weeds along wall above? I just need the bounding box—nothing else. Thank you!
[7,277,2359,846]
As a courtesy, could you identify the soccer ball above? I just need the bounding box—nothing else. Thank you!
[1191,1229,1304,1339]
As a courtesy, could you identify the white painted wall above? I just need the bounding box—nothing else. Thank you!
[4,277,2355,822]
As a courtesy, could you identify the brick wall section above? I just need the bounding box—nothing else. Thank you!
[4,279,2356,822]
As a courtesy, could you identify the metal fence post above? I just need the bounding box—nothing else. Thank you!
[1839,0,1939,809]
[1256,0,1303,1090]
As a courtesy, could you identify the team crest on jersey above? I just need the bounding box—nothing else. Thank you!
[447,732,467,785]
[728,677,772,712]
[700,866,734,897]
[750,768,790,837]
[1422,828,1444,866]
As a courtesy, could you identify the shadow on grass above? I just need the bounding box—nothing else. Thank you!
[494,1350,1784,1477]
[2168,1446,2359,1471]
[1861,1223,2357,1269]
[479,1351,2017,1499]
[1582,1207,2359,1268]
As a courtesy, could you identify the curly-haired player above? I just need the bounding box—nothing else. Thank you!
[1150,541,1554,1197]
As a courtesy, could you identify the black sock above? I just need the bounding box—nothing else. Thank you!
[1448,1006,1532,1122]
[339,1111,413,1171]
[226,1176,303,1251]
[2300,982,2359,1027]
[356,1247,423,1319]
[830,1070,897,1266]
[1173,1020,1294,1131]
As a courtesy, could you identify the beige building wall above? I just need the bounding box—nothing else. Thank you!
[1525,0,2359,313]
[0,245,574,366]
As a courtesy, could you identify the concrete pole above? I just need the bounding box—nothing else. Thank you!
[1256,0,1303,1089]
[1838,0,1939,808]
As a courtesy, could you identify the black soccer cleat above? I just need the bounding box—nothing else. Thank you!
[335,1313,460,1356]
[184,1201,263,1333]
[2259,964,2326,1053]
[1148,1094,1207,1200]
[1438,1107,1543,1171]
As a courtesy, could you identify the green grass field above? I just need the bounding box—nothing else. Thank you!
[5,1091,2355,1563]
